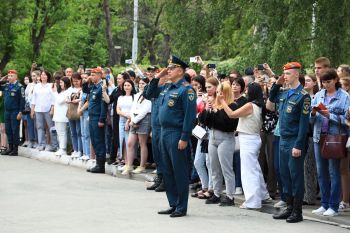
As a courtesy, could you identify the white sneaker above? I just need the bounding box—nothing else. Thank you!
[312,206,327,215]
[339,201,349,212]
[81,155,90,161]
[55,149,63,156]
[71,151,80,158]
[323,208,338,217]
[234,187,243,195]
[274,200,287,208]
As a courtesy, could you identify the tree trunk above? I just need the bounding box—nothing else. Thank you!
[160,34,171,66]
[0,49,11,71]
[103,0,118,66]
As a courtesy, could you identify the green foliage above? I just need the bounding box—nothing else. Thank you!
[2,0,350,79]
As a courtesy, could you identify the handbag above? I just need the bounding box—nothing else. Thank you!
[23,102,31,115]
[192,125,207,140]
[66,93,80,120]
[320,119,347,159]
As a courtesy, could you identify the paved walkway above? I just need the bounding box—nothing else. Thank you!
[0,151,349,233]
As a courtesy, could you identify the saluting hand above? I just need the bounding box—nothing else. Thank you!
[155,68,168,79]
[292,148,301,158]
[178,140,188,150]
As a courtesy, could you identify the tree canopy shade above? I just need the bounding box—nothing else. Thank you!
[1,0,350,77]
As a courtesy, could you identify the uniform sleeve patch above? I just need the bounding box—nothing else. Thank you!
[303,96,311,114]
[188,88,195,101]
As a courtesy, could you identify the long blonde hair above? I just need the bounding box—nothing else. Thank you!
[214,81,234,110]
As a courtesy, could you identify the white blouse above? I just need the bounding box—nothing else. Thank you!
[52,90,69,123]
[117,95,133,118]
[130,92,152,124]
[31,83,55,112]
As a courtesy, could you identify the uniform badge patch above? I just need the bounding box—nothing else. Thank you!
[168,99,175,107]
[11,92,15,96]
[303,97,311,114]
[92,95,96,100]
[286,105,292,113]
[188,89,195,101]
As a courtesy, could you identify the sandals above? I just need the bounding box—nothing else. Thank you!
[198,190,213,199]
[191,189,206,198]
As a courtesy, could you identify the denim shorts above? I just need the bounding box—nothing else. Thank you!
[130,113,151,135]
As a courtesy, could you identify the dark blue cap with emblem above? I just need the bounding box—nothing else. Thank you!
[168,55,189,70]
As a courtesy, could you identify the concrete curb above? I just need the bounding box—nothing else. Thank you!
[18,146,350,229]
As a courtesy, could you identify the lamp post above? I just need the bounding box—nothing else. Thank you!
[132,0,138,63]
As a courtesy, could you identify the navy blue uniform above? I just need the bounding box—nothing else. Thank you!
[0,81,25,145]
[269,83,310,200]
[143,83,163,177]
[83,81,107,162]
[147,77,196,214]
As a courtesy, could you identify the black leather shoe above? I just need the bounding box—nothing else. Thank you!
[170,211,187,218]
[219,195,235,206]
[155,181,165,192]
[158,207,176,215]
[205,194,220,204]
[147,182,159,190]
[8,145,18,156]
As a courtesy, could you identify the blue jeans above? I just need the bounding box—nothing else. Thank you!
[233,148,242,188]
[80,112,90,156]
[69,119,82,153]
[314,142,340,211]
[118,116,129,159]
[35,111,58,148]
[27,114,36,141]
[105,123,112,155]
[194,139,211,190]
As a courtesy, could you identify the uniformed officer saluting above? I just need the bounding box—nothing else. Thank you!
[83,68,107,173]
[147,55,197,218]
[0,70,25,156]
[268,62,311,223]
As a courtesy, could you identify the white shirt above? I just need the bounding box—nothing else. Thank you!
[31,83,55,112]
[130,92,152,124]
[66,87,81,101]
[237,103,262,135]
[25,82,36,103]
[117,95,133,118]
[52,90,69,123]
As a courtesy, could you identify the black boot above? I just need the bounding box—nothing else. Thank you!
[155,180,165,192]
[273,196,293,219]
[147,175,162,190]
[87,160,105,173]
[1,144,13,155]
[8,145,18,156]
[286,198,303,223]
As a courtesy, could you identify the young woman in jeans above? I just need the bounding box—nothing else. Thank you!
[66,72,83,158]
[311,69,350,217]
[219,82,270,209]
[117,79,136,169]
[31,70,58,151]
[53,77,71,156]
[192,76,215,199]
[199,81,238,206]
[122,78,152,175]
[78,73,91,160]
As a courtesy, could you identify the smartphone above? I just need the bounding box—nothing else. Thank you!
[257,64,265,70]
[125,59,133,65]
[190,57,197,63]
[102,79,106,86]
[208,63,216,69]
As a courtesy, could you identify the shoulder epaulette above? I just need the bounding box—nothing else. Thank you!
[182,81,190,87]
[300,89,308,95]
